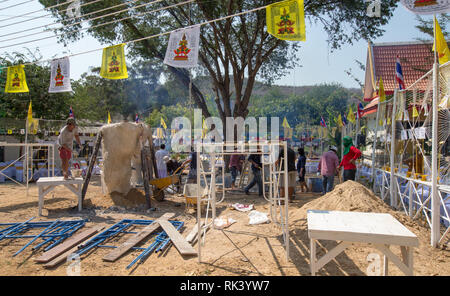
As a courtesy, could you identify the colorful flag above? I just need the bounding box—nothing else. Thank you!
[357,102,364,119]
[320,116,327,128]
[164,25,201,68]
[27,101,32,122]
[378,77,386,103]
[347,106,356,124]
[412,106,419,118]
[100,44,128,79]
[282,117,290,128]
[156,128,164,139]
[69,106,74,118]
[337,114,343,128]
[266,0,305,41]
[107,111,112,124]
[395,56,406,90]
[433,16,450,65]
[135,114,139,123]
[5,65,29,93]
[342,114,348,126]
[160,117,167,129]
[26,101,38,133]
[49,57,72,93]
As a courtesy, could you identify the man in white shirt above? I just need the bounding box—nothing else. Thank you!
[57,118,81,180]
[155,144,169,178]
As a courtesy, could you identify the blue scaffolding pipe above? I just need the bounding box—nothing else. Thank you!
[0,217,35,240]
[72,219,184,269]
[13,220,61,257]
[0,219,86,256]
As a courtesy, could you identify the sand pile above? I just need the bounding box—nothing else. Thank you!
[87,188,148,209]
[304,180,393,213]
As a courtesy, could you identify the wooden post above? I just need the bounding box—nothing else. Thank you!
[141,148,151,209]
[81,133,102,202]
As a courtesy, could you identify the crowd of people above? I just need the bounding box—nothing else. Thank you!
[150,138,362,200]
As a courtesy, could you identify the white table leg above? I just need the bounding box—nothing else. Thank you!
[38,186,43,216]
[310,239,316,276]
[77,184,82,212]
[383,254,388,276]
[408,247,414,276]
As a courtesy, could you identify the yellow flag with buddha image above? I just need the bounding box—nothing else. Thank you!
[5,65,29,93]
[266,0,305,41]
[100,44,128,79]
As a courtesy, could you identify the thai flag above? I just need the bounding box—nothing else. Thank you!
[320,116,327,128]
[356,102,364,119]
[135,114,139,123]
[396,56,406,90]
[342,114,348,126]
[69,106,74,118]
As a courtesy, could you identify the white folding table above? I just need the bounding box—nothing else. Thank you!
[307,210,419,276]
[36,176,84,216]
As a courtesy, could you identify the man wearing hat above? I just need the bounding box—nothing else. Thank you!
[57,118,81,180]
[318,145,339,194]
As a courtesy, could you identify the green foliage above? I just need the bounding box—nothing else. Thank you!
[0,51,71,121]
[248,83,356,128]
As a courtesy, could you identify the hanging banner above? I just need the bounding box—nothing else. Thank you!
[5,65,29,93]
[400,0,450,15]
[49,57,72,93]
[100,44,128,79]
[266,0,306,41]
[164,25,201,68]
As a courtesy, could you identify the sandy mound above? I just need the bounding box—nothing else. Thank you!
[87,188,148,209]
[304,180,393,213]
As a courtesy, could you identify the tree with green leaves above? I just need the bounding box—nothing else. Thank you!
[40,0,398,137]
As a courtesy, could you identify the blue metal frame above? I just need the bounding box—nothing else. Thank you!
[0,219,86,256]
[73,219,184,269]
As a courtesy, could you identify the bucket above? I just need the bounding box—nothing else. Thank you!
[307,177,323,193]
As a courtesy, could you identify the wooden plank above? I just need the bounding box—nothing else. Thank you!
[44,245,79,268]
[35,226,104,263]
[81,133,102,201]
[158,219,197,256]
[141,148,151,210]
[185,222,202,243]
[102,212,175,262]
[190,223,210,245]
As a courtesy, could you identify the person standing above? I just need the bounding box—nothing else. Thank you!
[338,136,362,182]
[244,153,263,196]
[296,147,308,192]
[57,118,81,180]
[276,146,297,201]
[229,149,244,189]
[155,144,169,178]
[318,145,340,194]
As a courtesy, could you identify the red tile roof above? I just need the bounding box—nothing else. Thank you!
[363,41,449,102]
[373,42,434,92]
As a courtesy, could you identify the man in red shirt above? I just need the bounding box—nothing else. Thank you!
[338,136,362,182]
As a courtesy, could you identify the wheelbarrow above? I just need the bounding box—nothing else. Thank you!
[149,163,188,201]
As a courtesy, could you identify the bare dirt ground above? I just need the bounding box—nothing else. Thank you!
[0,177,448,276]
